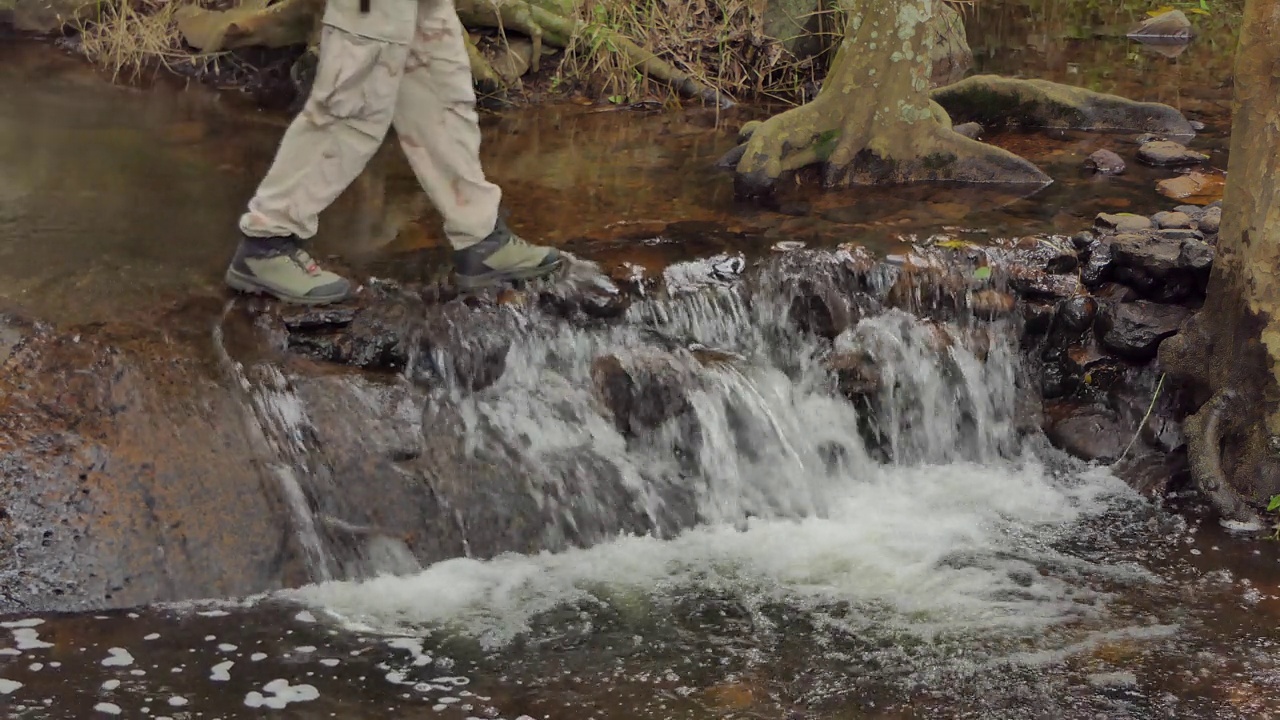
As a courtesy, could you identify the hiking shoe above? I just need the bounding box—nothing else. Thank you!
[453,218,563,290]
[224,235,352,305]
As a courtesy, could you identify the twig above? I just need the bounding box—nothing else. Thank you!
[1115,372,1165,464]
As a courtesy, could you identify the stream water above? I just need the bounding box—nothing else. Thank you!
[4,2,1280,718]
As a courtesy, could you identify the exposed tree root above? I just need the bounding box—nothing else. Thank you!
[731,0,1049,200]
[1184,389,1263,523]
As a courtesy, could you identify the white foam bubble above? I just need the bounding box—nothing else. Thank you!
[144,634,161,641]
[93,702,121,715]
[295,611,317,623]
[244,679,320,709]
[101,648,134,667]
[28,663,42,672]
[319,658,340,667]
[167,696,188,707]
[211,661,234,682]
[294,645,316,653]
[217,644,237,653]
[102,679,121,691]
[12,628,53,650]
[0,679,22,694]
[250,653,268,662]
[197,610,230,618]
[0,619,43,629]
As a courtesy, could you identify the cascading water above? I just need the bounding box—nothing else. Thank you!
[236,256,1166,708]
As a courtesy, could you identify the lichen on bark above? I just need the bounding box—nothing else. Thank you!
[1158,0,1280,523]
[731,0,1050,199]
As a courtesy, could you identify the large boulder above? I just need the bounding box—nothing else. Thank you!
[1095,300,1190,362]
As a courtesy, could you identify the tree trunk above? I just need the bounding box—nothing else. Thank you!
[731,0,1050,199]
[1159,0,1280,523]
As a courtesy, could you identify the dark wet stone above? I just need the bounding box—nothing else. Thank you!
[591,350,693,435]
[1179,238,1215,272]
[1189,119,1207,131]
[1127,9,1194,40]
[287,300,415,372]
[1174,204,1205,218]
[953,122,983,139]
[788,280,862,339]
[1198,205,1222,235]
[1105,232,1210,301]
[1056,296,1097,333]
[827,349,882,399]
[1093,282,1140,303]
[1021,302,1056,335]
[1158,228,1205,243]
[280,307,358,332]
[1136,140,1208,167]
[1096,300,1191,361]
[1134,133,1165,145]
[1071,231,1096,252]
[1041,362,1067,399]
[1008,270,1082,301]
[1062,341,1126,395]
[1152,211,1193,229]
[1081,240,1113,288]
[1095,213,1152,232]
[1044,403,1129,463]
[1084,149,1126,175]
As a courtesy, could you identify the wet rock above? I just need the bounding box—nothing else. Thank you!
[1096,301,1191,361]
[1056,296,1097,333]
[953,122,983,139]
[1095,213,1153,232]
[1001,235,1079,274]
[1021,302,1055,335]
[1106,232,1210,302]
[1081,240,1113,288]
[1071,230,1096,252]
[1198,205,1222,234]
[590,350,693,435]
[971,289,1016,319]
[1062,341,1126,395]
[1137,140,1208,167]
[1093,282,1140,303]
[827,349,882,399]
[1178,238,1215,273]
[788,280,862,339]
[1152,211,1193,229]
[287,299,415,372]
[1084,149,1126,175]
[1044,403,1129,463]
[1007,270,1082,302]
[1158,227,1205,242]
[1156,170,1226,204]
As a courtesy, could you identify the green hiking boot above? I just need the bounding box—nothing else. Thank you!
[224,235,352,306]
[453,218,564,290]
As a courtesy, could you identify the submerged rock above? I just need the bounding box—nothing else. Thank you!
[591,350,694,436]
[1137,140,1209,167]
[953,122,983,140]
[1044,403,1129,463]
[1156,170,1225,205]
[1085,149,1126,175]
[1095,213,1152,232]
[1152,211,1193,229]
[1096,300,1190,361]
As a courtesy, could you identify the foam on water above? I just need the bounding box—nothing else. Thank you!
[278,278,1154,669]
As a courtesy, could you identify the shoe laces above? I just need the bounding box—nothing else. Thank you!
[287,247,323,277]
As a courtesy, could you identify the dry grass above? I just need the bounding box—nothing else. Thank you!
[556,0,841,106]
[77,0,226,82]
[554,0,982,107]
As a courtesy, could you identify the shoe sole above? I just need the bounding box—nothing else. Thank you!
[455,256,566,291]
[225,268,351,306]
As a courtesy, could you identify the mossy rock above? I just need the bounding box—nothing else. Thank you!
[933,75,1195,135]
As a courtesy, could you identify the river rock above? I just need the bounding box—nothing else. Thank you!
[1107,232,1208,302]
[1044,403,1129,463]
[1084,149,1126,175]
[590,350,693,435]
[1096,300,1190,361]
[1062,341,1125,393]
[1056,296,1097,333]
[1022,302,1055,335]
[1081,240,1113,287]
[1152,211,1193,229]
[1095,213,1153,232]
[1137,140,1208,167]
[1127,9,1194,41]
[953,122,983,139]
[1198,205,1222,234]
[1157,170,1225,204]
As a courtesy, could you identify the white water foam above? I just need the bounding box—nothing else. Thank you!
[272,275,1156,673]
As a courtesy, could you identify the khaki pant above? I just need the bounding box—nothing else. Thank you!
[239,0,501,250]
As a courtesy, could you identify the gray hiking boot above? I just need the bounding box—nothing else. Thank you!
[224,235,352,306]
[453,218,563,290]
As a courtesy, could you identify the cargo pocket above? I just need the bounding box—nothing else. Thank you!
[306,26,407,132]
[322,0,417,45]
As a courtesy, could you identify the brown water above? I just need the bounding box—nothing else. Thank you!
[4,4,1280,719]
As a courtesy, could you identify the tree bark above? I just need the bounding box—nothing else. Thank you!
[731,0,1051,200]
[1158,0,1280,523]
